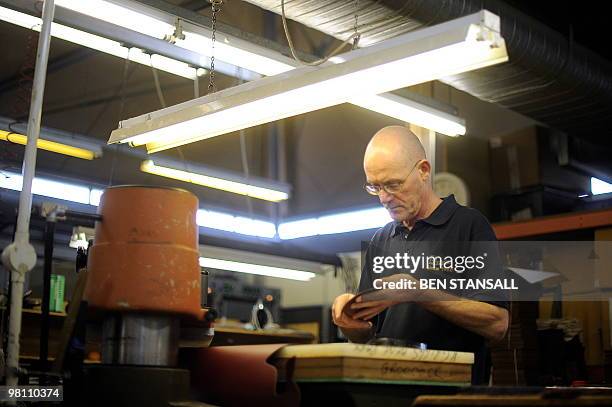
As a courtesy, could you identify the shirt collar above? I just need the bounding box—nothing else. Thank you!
[391,195,460,236]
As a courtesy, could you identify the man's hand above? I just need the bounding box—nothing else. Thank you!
[349,298,396,321]
[349,274,421,320]
[331,293,372,329]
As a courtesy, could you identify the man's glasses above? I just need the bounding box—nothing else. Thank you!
[364,160,422,196]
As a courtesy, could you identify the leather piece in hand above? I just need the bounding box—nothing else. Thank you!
[341,289,380,319]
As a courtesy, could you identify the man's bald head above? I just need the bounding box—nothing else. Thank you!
[363,126,438,224]
[364,126,426,175]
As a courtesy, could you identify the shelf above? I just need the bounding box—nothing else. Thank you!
[0,306,66,317]
[493,207,612,240]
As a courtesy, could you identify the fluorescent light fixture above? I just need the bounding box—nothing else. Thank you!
[196,208,237,232]
[175,29,295,77]
[0,170,277,238]
[196,209,276,238]
[0,171,103,206]
[8,0,469,134]
[8,0,468,134]
[141,159,289,202]
[171,18,466,136]
[199,257,315,281]
[0,129,101,160]
[278,207,392,240]
[277,218,320,240]
[55,0,173,39]
[52,0,294,76]
[199,246,323,280]
[109,11,507,152]
[0,5,205,79]
[234,216,278,238]
[350,93,466,136]
[592,177,612,195]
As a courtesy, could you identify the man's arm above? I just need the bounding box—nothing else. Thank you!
[419,295,509,342]
[332,233,384,343]
[350,275,509,342]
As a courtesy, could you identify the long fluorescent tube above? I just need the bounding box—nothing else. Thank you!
[0,5,205,79]
[175,28,295,77]
[55,0,173,40]
[278,207,391,240]
[54,0,294,77]
[141,160,289,202]
[109,11,506,152]
[0,171,102,206]
[196,209,277,239]
[0,130,100,160]
[350,93,466,136]
[199,257,315,281]
[592,177,612,195]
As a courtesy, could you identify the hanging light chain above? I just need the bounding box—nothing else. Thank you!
[353,0,361,49]
[208,0,223,94]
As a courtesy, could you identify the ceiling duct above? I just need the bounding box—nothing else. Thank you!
[245,0,612,146]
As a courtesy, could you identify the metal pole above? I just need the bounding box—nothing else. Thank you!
[1,0,55,388]
[428,129,437,182]
[409,124,436,184]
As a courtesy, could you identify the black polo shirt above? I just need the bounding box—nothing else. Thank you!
[358,195,509,384]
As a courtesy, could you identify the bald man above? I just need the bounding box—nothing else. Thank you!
[332,125,509,384]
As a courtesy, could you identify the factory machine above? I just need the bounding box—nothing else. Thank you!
[79,186,215,406]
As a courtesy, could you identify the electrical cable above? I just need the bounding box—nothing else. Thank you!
[148,55,190,170]
[239,128,254,217]
[233,67,255,218]
[85,61,137,136]
[281,0,360,66]
[150,56,167,109]
[107,55,132,186]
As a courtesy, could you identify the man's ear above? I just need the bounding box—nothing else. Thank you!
[418,160,431,182]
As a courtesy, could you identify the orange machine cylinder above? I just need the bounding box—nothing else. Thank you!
[85,186,201,319]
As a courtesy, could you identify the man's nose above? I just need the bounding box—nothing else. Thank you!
[379,190,393,205]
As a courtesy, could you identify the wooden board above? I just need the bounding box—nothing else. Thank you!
[273,343,474,364]
[272,343,473,385]
[274,357,471,384]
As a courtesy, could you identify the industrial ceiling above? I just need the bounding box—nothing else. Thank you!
[0,0,610,258]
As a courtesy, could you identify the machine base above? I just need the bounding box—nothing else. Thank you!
[80,365,191,407]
